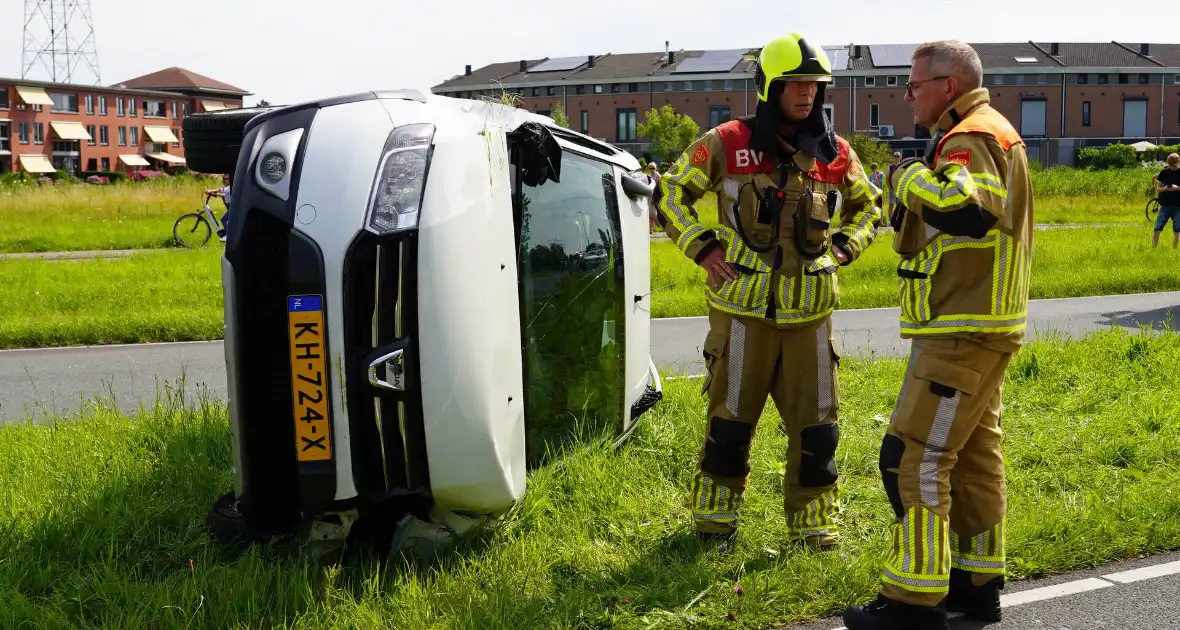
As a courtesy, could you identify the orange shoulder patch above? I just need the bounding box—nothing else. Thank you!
[691,144,710,165]
[945,148,971,167]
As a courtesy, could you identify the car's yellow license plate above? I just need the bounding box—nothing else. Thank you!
[288,295,332,462]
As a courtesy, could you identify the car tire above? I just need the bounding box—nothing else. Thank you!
[182,107,275,174]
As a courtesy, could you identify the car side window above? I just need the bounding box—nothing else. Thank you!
[516,151,626,468]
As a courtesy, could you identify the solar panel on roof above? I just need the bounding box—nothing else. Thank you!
[1014,56,1039,63]
[869,44,918,68]
[673,49,748,74]
[824,46,850,70]
[528,56,586,73]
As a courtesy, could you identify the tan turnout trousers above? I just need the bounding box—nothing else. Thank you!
[878,337,1012,606]
[691,308,842,544]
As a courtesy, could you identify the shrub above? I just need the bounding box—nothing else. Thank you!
[845,132,894,172]
[1078,144,1143,169]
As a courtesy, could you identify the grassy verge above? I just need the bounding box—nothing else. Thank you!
[0,179,217,253]
[2,328,1178,629]
[2,224,1175,348]
[0,248,223,348]
[652,225,1180,319]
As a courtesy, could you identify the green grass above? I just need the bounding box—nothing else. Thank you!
[0,248,223,348]
[0,167,1158,254]
[2,328,1178,629]
[1,222,1176,348]
[0,179,219,253]
[651,225,1180,319]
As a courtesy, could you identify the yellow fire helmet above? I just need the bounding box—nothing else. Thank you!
[754,33,833,102]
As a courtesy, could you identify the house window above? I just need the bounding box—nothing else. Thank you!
[99,95,107,115]
[144,100,166,118]
[1077,74,1089,84]
[1037,74,1049,85]
[593,85,603,94]
[629,83,639,93]
[117,97,125,116]
[101,157,110,171]
[0,88,8,108]
[0,123,8,152]
[85,94,94,114]
[994,74,1005,85]
[683,81,692,91]
[664,82,674,92]
[823,103,835,125]
[869,103,880,127]
[704,80,713,91]
[576,85,586,95]
[580,109,589,133]
[128,98,137,117]
[33,123,44,144]
[1083,101,1091,127]
[1139,74,1149,85]
[130,126,139,146]
[86,124,97,146]
[616,108,637,142]
[182,102,190,116]
[610,84,622,94]
[1098,74,1109,85]
[99,125,109,145]
[1118,74,1129,84]
[49,92,79,113]
[118,126,127,146]
[864,76,876,87]
[708,106,731,129]
[886,76,898,87]
[172,128,181,148]
[172,101,178,119]
[547,86,556,96]
[532,87,540,97]
[18,122,29,144]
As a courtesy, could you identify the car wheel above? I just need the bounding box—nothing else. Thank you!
[182,107,276,174]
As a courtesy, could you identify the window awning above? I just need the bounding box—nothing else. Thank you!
[50,121,92,141]
[119,154,151,167]
[148,152,186,164]
[201,100,226,111]
[16,86,54,106]
[143,126,179,143]
[18,154,56,173]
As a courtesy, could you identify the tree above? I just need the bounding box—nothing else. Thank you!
[638,105,700,163]
[845,132,893,173]
[549,102,570,128]
[256,99,272,107]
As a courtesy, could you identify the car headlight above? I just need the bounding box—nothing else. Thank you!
[253,128,305,201]
[364,123,435,235]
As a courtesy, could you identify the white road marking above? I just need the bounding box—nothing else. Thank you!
[999,577,1114,607]
[1102,559,1180,584]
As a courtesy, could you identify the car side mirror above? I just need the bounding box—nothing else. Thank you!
[621,170,655,199]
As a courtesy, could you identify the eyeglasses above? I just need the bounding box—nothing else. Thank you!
[905,76,949,97]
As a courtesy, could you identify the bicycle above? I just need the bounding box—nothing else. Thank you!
[1145,185,1160,222]
[173,192,226,248]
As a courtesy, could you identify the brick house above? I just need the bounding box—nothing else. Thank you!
[0,67,249,175]
[432,42,1180,166]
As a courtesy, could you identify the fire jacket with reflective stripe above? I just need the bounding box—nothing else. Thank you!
[888,88,1034,351]
[657,118,883,328]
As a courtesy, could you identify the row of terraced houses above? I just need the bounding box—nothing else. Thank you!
[0,67,247,175]
[432,41,1180,165]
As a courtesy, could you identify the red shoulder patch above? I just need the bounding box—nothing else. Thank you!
[691,144,710,165]
[945,148,972,166]
[716,120,773,175]
[808,136,852,184]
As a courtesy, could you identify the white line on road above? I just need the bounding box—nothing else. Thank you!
[823,556,1180,629]
[999,577,1114,607]
[1102,559,1180,584]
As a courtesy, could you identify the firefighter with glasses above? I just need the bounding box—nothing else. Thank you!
[656,33,883,549]
[842,40,1034,630]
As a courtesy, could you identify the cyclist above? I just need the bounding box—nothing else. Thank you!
[206,174,232,241]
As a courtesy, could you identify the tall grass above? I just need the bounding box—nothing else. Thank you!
[1,329,1178,629]
[0,178,217,253]
[1030,164,1159,197]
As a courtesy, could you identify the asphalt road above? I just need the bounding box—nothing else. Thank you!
[783,551,1180,630]
[2,291,1177,422]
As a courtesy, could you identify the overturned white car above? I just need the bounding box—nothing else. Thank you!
[181,90,663,550]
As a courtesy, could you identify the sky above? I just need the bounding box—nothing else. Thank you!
[0,1,1163,108]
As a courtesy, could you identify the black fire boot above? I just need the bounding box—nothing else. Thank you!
[843,594,949,630]
[946,568,1003,622]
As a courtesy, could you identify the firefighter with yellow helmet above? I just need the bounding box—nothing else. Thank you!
[656,33,883,548]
